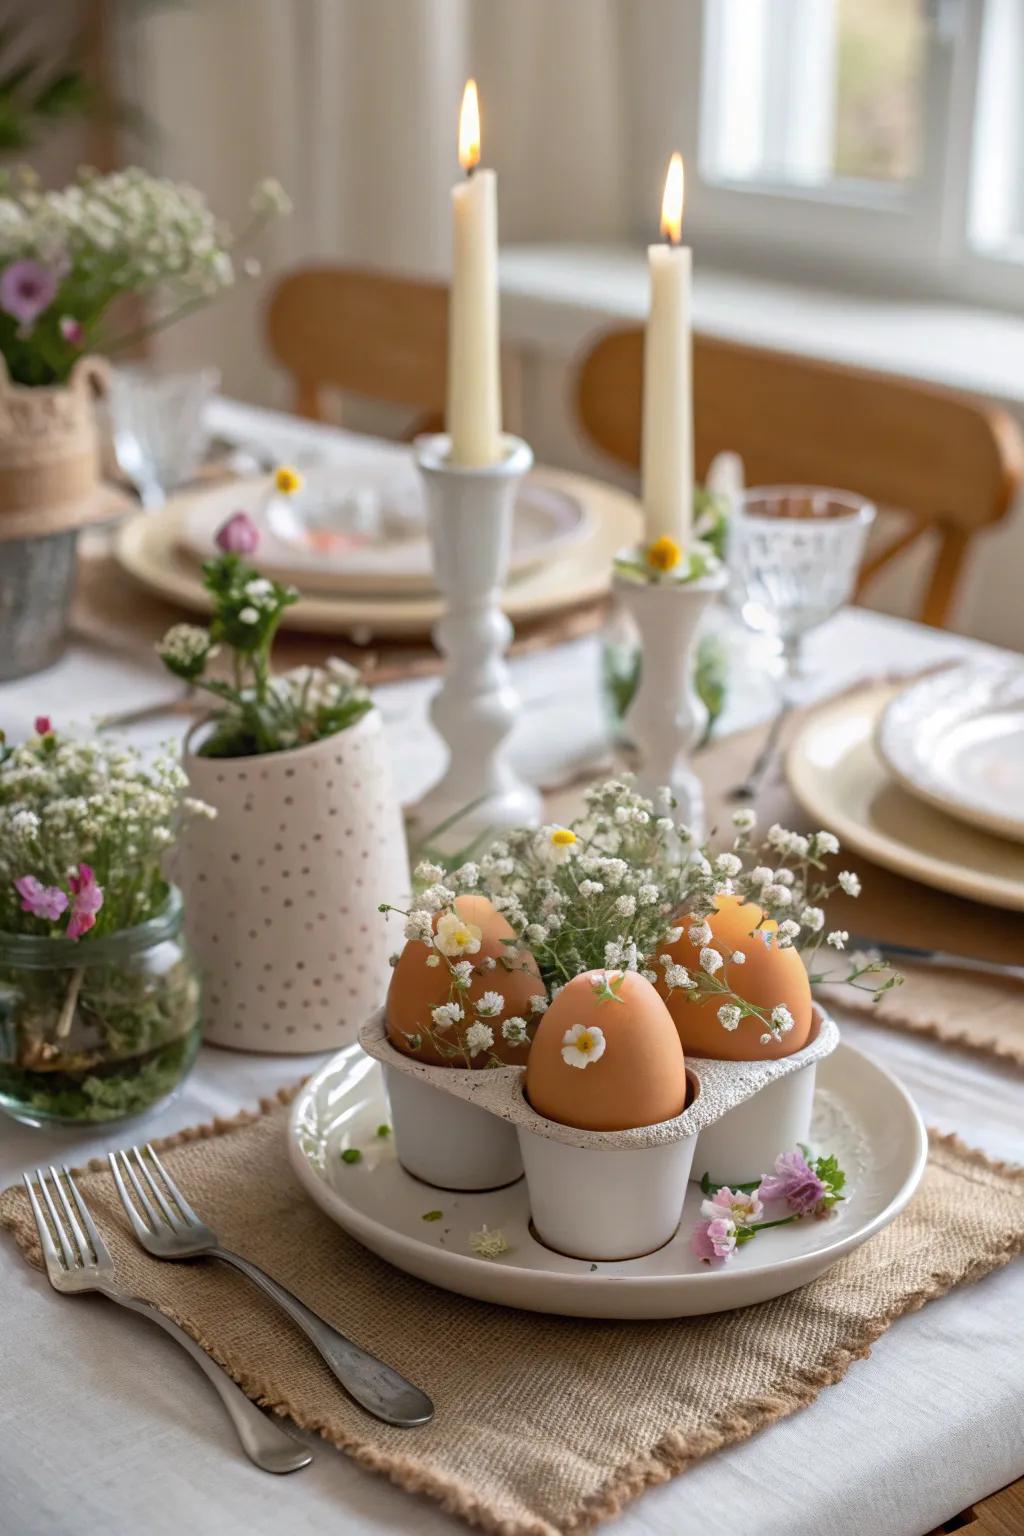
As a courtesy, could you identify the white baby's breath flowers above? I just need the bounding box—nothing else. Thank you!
[403,911,433,944]
[771,1004,795,1034]
[663,962,695,991]
[528,994,548,1015]
[414,860,445,886]
[450,959,474,987]
[425,954,440,968]
[699,946,723,976]
[816,831,840,856]
[761,883,792,906]
[473,991,504,1019]
[156,623,215,673]
[560,1023,606,1069]
[688,920,712,947]
[777,919,801,947]
[827,930,849,950]
[501,1017,528,1044]
[465,1021,494,1057]
[431,1002,463,1031]
[731,808,757,832]
[715,852,742,878]
[469,1226,510,1260]
[526,923,547,944]
[800,906,825,932]
[749,865,774,886]
[250,176,292,216]
[718,1004,742,1031]
[838,870,862,897]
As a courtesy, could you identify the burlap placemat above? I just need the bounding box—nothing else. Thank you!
[3,1091,1021,1536]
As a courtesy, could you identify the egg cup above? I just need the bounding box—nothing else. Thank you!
[689,1012,832,1188]
[361,1007,840,1260]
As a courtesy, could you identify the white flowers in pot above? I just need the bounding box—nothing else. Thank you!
[158,497,409,1052]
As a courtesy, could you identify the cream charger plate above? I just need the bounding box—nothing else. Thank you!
[788,682,1024,911]
[115,468,640,639]
[287,1040,926,1320]
[876,662,1024,845]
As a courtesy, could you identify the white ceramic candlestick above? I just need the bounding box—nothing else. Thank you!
[614,568,727,840]
[412,432,541,852]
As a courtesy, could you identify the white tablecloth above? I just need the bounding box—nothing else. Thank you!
[1,416,1022,1535]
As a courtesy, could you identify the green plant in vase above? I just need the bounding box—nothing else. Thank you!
[0,721,213,1125]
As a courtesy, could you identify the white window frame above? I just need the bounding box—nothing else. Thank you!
[665,0,1024,311]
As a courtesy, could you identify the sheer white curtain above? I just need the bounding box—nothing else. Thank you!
[125,0,656,398]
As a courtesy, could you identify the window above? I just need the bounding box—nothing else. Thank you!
[680,0,1024,309]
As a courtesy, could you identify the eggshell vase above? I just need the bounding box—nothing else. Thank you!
[178,709,410,1052]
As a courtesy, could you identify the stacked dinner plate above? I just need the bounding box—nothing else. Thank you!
[114,438,641,641]
[785,664,1024,911]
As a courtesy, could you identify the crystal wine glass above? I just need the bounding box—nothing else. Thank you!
[109,364,220,508]
[725,486,875,798]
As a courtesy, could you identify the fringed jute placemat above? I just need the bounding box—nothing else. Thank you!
[2,1091,1021,1536]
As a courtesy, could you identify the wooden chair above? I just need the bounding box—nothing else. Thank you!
[576,328,1024,628]
[267,266,450,437]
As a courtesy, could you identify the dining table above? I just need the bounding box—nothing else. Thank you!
[1,401,1021,1536]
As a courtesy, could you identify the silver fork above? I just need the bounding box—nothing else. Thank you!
[23,1165,311,1474]
[110,1144,434,1428]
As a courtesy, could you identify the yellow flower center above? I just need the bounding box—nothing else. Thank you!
[551,828,577,847]
[452,927,472,947]
[577,1032,594,1053]
[274,465,303,495]
[646,535,682,573]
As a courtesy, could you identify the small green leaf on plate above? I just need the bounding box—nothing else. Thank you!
[340,1148,362,1164]
[422,1210,443,1222]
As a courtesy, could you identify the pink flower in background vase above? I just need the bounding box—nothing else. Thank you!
[66,863,104,939]
[759,1149,826,1215]
[215,511,260,555]
[0,260,59,329]
[34,715,52,736]
[58,315,85,347]
[691,1215,737,1263]
[14,875,68,923]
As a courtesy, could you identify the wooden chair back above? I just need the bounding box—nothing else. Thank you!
[266,266,450,436]
[577,328,1023,627]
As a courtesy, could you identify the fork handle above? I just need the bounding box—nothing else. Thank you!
[211,1247,434,1427]
[105,1290,312,1473]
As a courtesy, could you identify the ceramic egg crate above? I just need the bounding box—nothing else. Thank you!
[361,897,840,1263]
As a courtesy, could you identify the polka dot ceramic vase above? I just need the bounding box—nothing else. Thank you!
[177,709,410,1052]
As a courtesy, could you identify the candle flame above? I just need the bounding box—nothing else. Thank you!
[459,79,481,172]
[660,152,685,244]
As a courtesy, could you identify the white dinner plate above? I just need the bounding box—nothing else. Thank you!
[175,474,592,596]
[287,1039,926,1320]
[787,683,1024,911]
[876,662,1024,845]
[115,467,640,640]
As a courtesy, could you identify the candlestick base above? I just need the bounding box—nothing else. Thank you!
[410,433,542,855]
[614,567,727,842]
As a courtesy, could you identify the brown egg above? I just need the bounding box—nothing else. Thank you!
[655,894,813,1061]
[386,894,546,1067]
[525,970,686,1131]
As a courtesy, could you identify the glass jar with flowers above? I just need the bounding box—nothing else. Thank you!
[0,165,290,682]
[0,721,212,1126]
[155,500,411,1054]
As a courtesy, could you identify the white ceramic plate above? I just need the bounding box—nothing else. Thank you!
[175,474,592,596]
[787,683,1024,911]
[286,1039,926,1320]
[115,467,640,640]
[877,662,1024,845]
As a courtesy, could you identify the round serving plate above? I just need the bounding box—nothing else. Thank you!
[787,682,1024,911]
[876,662,1024,845]
[287,1039,926,1320]
[115,467,639,640]
[173,474,593,596]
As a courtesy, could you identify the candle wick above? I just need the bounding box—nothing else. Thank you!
[466,163,477,179]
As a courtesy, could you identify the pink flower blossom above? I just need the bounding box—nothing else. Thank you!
[215,511,260,555]
[58,315,84,347]
[0,260,59,328]
[691,1216,737,1263]
[66,863,104,940]
[701,1185,764,1225]
[34,715,52,736]
[14,875,68,923]
[759,1149,826,1215]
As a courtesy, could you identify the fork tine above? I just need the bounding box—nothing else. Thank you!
[143,1143,202,1227]
[37,1168,76,1270]
[118,1147,164,1230]
[48,1165,90,1264]
[131,1146,184,1231]
[23,1173,63,1274]
[108,1150,154,1241]
[63,1166,111,1266]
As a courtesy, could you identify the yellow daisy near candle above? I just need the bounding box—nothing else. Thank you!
[645,534,682,573]
[274,464,303,495]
